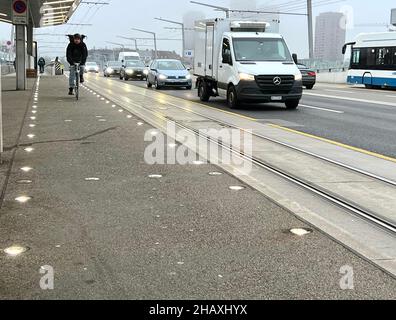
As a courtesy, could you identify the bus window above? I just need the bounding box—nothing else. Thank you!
[352,49,360,66]
[367,48,376,67]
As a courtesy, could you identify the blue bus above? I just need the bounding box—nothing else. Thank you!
[343,32,396,89]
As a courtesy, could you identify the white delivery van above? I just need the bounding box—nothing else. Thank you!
[194,19,303,109]
[118,52,141,63]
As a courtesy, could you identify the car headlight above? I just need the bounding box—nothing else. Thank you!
[295,73,302,81]
[95,67,99,71]
[107,68,113,73]
[239,73,255,81]
[126,69,134,74]
[143,69,149,75]
[159,74,167,80]
[186,74,191,80]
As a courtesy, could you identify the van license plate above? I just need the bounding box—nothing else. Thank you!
[271,96,282,101]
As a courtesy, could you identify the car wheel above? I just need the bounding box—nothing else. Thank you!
[198,82,210,102]
[155,78,162,90]
[285,99,300,110]
[147,79,153,88]
[227,86,239,109]
[186,86,192,90]
[306,84,314,90]
[124,76,129,81]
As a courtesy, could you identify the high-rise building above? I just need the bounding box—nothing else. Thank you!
[314,12,346,61]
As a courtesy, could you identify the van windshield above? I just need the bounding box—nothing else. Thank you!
[125,56,139,60]
[233,38,292,62]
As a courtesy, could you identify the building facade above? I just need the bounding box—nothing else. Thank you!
[315,12,346,61]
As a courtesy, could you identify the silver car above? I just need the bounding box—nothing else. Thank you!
[85,61,99,73]
[147,59,192,90]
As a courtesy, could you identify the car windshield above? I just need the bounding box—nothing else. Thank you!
[108,62,121,67]
[86,62,97,66]
[157,61,185,70]
[233,38,292,62]
[126,61,145,67]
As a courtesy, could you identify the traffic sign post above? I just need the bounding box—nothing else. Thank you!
[12,0,28,25]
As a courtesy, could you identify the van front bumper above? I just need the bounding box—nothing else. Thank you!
[236,80,303,103]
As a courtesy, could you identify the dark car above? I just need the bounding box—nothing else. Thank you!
[104,61,122,77]
[120,60,148,81]
[297,64,316,89]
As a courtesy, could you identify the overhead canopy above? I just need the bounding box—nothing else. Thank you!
[0,0,81,27]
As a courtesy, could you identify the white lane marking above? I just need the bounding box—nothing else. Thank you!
[300,104,344,114]
[324,89,354,94]
[386,95,396,98]
[304,92,396,107]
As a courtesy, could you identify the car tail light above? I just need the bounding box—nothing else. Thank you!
[308,71,316,76]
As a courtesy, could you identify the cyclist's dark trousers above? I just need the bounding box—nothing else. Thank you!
[69,64,85,88]
[39,65,44,73]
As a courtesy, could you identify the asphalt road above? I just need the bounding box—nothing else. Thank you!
[100,75,396,159]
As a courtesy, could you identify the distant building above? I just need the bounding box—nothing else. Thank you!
[315,12,346,61]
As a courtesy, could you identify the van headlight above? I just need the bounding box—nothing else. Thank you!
[186,74,191,80]
[126,69,134,74]
[239,73,255,81]
[159,74,167,80]
[106,68,113,73]
[295,73,302,81]
[143,69,149,75]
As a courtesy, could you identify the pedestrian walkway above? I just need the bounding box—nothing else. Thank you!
[0,74,395,299]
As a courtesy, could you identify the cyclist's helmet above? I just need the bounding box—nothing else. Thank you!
[73,33,81,40]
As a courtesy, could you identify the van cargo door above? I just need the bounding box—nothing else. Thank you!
[205,24,215,78]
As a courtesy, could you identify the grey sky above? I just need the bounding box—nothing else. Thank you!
[0,0,395,58]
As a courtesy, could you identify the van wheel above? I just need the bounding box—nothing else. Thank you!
[306,84,314,90]
[198,82,210,102]
[227,86,239,109]
[285,99,300,110]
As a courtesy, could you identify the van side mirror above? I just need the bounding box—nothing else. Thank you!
[292,54,298,64]
[222,53,232,65]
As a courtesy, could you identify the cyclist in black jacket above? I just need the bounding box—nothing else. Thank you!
[66,34,88,95]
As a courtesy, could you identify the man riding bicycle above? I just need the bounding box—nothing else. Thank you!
[66,34,88,95]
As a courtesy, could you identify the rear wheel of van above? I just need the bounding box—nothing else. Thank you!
[306,84,314,90]
[147,79,152,88]
[227,86,239,109]
[198,82,210,102]
[285,99,300,110]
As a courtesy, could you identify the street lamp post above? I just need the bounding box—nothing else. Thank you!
[117,36,138,51]
[155,17,185,61]
[131,28,157,60]
[190,1,230,18]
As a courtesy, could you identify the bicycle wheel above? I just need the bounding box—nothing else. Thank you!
[75,71,79,101]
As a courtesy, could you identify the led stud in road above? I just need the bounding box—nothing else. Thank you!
[229,186,245,191]
[15,196,32,203]
[32,110,37,114]
[16,180,33,185]
[290,228,312,236]
[193,160,205,165]
[209,172,223,176]
[137,122,144,126]
[118,109,123,113]
[112,105,116,108]
[85,177,100,181]
[30,117,36,120]
[29,124,36,128]
[27,134,35,139]
[24,147,34,153]
[149,174,163,179]
[32,106,37,109]
[127,115,132,119]
[3,245,29,257]
[21,167,33,172]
